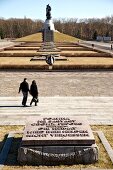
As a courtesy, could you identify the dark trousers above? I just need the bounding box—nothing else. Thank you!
[30,96,38,106]
[22,92,28,106]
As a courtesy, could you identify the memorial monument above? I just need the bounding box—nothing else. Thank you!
[18,116,98,165]
[43,4,55,39]
[39,4,60,52]
[31,4,67,65]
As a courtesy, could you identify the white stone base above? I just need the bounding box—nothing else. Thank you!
[44,19,55,31]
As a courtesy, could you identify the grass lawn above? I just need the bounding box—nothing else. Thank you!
[0,57,113,66]
[16,32,79,43]
[54,57,113,65]
[0,125,113,169]
[0,57,46,65]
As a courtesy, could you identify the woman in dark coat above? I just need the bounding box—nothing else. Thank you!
[30,80,38,106]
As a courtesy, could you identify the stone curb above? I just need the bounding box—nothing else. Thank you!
[98,131,113,163]
[0,131,23,170]
[0,133,14,170]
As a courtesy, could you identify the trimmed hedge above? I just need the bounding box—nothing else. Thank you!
[0,53,37,57]
[58,47,93,51]
[53,64,113,70]
[1,63,113,70]
[61,52,112,57]
[0,64,48,70]
[4,47,40,50]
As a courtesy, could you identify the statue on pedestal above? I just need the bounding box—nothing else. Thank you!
[46,4,51,20]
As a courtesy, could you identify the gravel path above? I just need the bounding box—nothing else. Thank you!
[0,71,113,97]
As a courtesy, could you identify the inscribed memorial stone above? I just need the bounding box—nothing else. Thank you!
[18,116,98,165]
[22,116,95,146]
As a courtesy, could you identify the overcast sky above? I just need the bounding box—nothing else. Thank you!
[0,0,113,20]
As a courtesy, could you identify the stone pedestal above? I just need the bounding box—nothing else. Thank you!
[43,30,54,42]
[44,19,55,31]
[39,29,60,52]
[18,144,98,166]
[39,18,60,52]
[18,116,98,165]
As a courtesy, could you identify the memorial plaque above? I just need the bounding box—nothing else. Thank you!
[22,116,95,146]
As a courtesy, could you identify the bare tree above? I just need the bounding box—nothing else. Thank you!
[0,16,112,40]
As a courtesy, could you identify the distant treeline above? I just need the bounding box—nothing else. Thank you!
[0,16,113,40]
[0,18,43,39]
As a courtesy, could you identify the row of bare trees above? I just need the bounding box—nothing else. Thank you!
[0,16,113,40]
[54,16,113,40]
[0,18,43,39]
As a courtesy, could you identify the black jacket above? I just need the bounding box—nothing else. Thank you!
[19,81,29,93]
[30,84,38,97]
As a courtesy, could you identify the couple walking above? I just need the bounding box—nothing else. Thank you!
[18,78,38,107]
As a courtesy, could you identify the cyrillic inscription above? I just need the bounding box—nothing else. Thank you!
[25,117,89,138]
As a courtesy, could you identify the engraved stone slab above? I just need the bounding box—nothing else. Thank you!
[22,116,95,146]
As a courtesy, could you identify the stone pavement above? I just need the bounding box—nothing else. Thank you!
[1,71,113,97]
[0,96,113,125]
[0,40,17,51]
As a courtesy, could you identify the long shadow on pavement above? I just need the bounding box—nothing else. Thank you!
[0,105,31,108]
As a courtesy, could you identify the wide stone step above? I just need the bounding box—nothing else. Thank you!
[0,97,113,125]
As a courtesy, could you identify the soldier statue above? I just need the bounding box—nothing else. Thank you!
[46,4,52,20]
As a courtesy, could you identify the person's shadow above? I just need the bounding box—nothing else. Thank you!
[0,105,30,108]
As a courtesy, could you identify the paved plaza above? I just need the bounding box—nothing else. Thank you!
[1,71,113,125]
[1,71,113,96]
[0,40,16,50]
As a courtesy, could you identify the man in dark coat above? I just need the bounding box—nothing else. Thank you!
[18,78,29,106]
[30,80,38,106]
